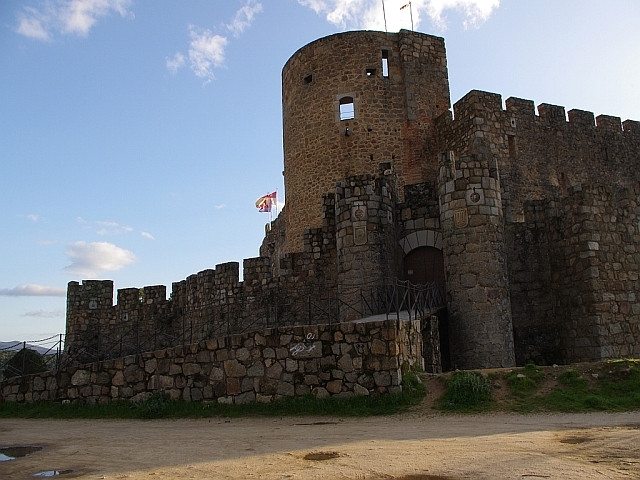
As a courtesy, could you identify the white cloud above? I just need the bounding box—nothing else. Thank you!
[15,0,133,41]
[226,1,263,37]
[16,7,51,41]
[214,204,226,210]
[95,220,133,235]
[169,2,262,80]
[141,231,154,240]
[0,284,66,297]
[22,309,66,318]
[188,25,228,81]
[63,241,136,277]
[26,214,41,222]
[166,52,186,74]
[297,0,499,31]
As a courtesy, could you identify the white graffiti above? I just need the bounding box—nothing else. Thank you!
[290,342,317,356]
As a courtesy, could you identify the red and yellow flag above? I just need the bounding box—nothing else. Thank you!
[255,192,277,213]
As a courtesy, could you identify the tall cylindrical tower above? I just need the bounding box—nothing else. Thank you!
[438,152,516,369]
[282,30,451,252]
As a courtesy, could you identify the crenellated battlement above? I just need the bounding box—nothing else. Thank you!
[436,89,640,220]
[440,89,639,134]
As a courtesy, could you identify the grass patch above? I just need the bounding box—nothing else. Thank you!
[0,373,425,419]
[507,363,546,397]
[509,361,640,413]
[437,371,493,412]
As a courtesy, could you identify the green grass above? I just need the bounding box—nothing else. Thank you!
[437,371,493,413]
[0,372,426,419]
[508,361,640,413]
[507,363,546,397]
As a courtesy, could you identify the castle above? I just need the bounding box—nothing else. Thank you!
[64,30,640,371]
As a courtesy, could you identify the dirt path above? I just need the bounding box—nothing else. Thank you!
[1,411,639,479]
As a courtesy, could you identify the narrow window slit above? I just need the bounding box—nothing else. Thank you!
[381,50,389,78]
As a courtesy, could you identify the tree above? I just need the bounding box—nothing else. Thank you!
[2,348,47,379]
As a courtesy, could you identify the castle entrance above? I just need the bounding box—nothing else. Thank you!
[402,246,451,371]
[402,246,445,285]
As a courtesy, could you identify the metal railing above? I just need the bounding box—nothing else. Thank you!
[1,279,447,380]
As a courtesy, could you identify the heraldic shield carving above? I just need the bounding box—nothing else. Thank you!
[454,208,469,228]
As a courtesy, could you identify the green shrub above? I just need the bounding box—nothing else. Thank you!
[2,349,47,379]
[438,371,492,412]
[135,392,174,419]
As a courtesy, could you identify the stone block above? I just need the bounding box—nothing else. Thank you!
[236,347,250,362]
[71,370,90,386]
[277,381,295,396]
[247,361,265,377]
[326,380,343,394]
[183,363,202,376]
[266,361,283,379]
[235,391,256,404]
[373,371,392,387]
[312,387,330,398]
[224,359,246,378]
[226,377,242,395]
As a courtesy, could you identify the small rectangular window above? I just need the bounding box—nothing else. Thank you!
[381,50,389,78]
[366,68,376,77]
[304,74,313,84]
[339,96,355,121]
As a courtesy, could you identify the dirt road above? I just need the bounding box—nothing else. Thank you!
[1,412,639,479]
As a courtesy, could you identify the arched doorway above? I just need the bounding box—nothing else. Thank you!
[402,246,445,285]
[399,232,450,371]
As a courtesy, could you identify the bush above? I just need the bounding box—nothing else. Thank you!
[438,371,492,411]
[135,392,174,419]
[2,348,47,379]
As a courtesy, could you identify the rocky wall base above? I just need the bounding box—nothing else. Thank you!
[1,319,422,404]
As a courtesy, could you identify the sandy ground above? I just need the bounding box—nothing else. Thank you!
[1,411,639,479]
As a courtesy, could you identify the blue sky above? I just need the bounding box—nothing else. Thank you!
[1,0,639,342]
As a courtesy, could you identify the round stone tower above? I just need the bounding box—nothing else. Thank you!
[438,152,516,369]
[282,30,451,252]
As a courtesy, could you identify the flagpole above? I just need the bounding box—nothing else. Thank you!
[381,0,387,32]
[410,2,414,31]
[400,2,414,31]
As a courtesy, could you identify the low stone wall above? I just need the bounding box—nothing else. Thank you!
[1,319,422,404]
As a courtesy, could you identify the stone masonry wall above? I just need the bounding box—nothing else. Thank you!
[506,199,563,365]
[548,185,640,362]
[1,319,422,405]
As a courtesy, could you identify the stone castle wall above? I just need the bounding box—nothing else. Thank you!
[54,31,640,376]
[282,30,451,252]
[435,89,640,365]
[2,319,422,405]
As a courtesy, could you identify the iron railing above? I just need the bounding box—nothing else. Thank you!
[1,279,447,379]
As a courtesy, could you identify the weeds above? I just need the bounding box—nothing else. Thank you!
[507,363,546,397]
[437,371,492,412]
